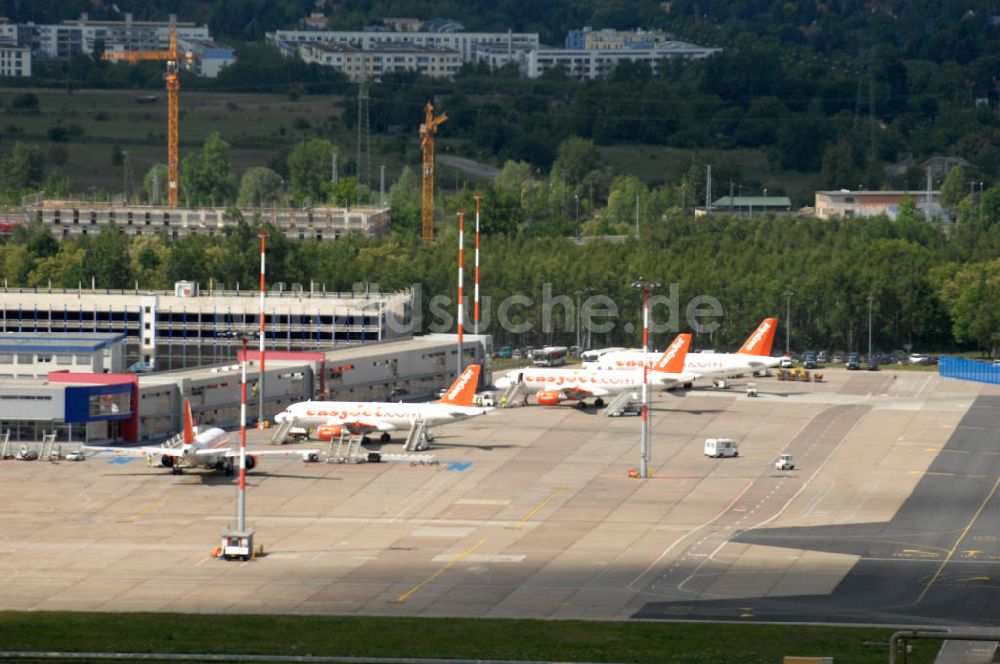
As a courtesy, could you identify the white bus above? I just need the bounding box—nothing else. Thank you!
[580,347,626,365]
[531,346,569,367]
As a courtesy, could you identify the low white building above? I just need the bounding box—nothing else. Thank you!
[525,42,721,80]
[269,28,538,64]
[178,38,236,78]
[814,190,944,221]
[296,41,461,81]
[27,200,390,242]
[0,41,31,77]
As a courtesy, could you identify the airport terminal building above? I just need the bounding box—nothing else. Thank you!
[0,333,492,445]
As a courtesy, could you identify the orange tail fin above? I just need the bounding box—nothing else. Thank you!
[183,399,195,445]
[437,364,481,407]
[652,333,692,373]
[738,317,779,356]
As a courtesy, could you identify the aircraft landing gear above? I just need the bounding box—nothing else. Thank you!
[379,432,391,443]
[594,398,605,408]
[171,466,182,475]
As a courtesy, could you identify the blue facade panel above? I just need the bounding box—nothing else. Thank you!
[64,383,134,423]
[939,356,1000,385]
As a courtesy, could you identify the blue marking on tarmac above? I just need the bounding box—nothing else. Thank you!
[446,461,471,471]
[109,457,134,464]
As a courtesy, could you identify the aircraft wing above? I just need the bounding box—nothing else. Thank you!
[83,445,185,458]
[562,387,611,400]
[324,419,396,434]
[229,448,321,458]
[194,447,229,456]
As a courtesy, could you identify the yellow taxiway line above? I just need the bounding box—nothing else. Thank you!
[513,486,566,529]
[397,539,485,603]
[128,482,195,522]
[917,477,1000,604]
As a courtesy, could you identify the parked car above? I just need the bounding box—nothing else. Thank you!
[65,450,85,461]
[779,356,794,369]
[803,352,818,369]
[846,352,861,370]
[497,345,512,359]
[867,354,880,371]
[817,350,830,363]
[832,351,847,364]
[909,353,931,366]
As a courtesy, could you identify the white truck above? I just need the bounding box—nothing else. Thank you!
[704,438,739,458]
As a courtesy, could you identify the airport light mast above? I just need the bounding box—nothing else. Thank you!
[257,231,267,429]
[456,209,465,376]
[474,194,481,337]
[632,278,660,478]
[783,290,794,355]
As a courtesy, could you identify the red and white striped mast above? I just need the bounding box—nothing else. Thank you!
[257,231,267,429]
[238,336,248,530]
[474,193,481,336]
[456,209,464,376]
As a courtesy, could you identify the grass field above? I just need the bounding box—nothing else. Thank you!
[0,612,937,663]
[0,87,417,194]
[1,87,822,204]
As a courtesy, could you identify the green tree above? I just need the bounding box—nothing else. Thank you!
[0,142,44,193]
[83,225,131,289]
[288,138,336,204]
[388,166,421,236]
[237,167,283,207]
[552,137,602,186]
[28,243,85,288]
[939,165,968,212]
[180,132,236,206]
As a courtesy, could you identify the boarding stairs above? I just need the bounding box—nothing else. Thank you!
[403,419,431,452]
[326,429,366,463]
[0,431,10,459]
[270,418,294,445]
[39,432,58,460]
[500,379,528,407]
[604,391,640,417]
[162,431,185,449]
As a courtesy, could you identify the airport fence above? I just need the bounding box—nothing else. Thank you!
[939,355,1000,385]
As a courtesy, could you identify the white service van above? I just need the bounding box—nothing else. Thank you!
[704,438,739,458]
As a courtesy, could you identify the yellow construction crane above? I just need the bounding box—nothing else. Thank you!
[419,102,447,243]
[103,26,192,207]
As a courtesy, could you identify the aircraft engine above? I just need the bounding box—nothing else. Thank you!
[316,424,343,441]
[160,456,175,468]
[536,391,564,406]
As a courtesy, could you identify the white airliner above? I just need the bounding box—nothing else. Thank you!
[274,364,489,442]
[597,318,781,377]
[494,333,693,408]
[85,402,320,475]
